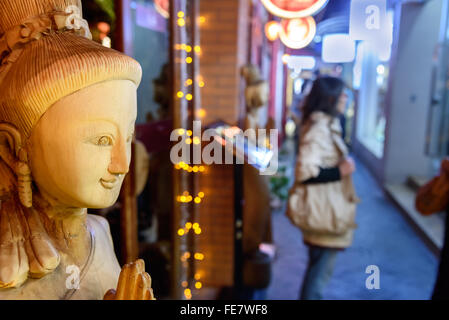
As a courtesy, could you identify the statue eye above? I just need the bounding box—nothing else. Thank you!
[96,136,113,146]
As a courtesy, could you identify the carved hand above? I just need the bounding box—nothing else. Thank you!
[103,259,155,300]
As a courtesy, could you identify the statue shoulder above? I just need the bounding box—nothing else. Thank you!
[87,214,115,248]
[87,214,111,232]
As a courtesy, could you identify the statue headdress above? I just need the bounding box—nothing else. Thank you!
[0,0,142,138]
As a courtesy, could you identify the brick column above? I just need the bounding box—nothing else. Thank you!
[199,0,250,126]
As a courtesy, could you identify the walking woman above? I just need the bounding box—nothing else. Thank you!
[287,76,360,300]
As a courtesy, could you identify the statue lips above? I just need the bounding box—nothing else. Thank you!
[100,178,119,189]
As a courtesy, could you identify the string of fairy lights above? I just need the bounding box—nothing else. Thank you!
[174,8,207,300]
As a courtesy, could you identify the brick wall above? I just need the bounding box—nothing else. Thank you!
[199,0,249,126]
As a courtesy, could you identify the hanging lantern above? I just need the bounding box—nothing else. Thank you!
[279,17,316,49]
[265,21,281,41]
[261,0,329,19]
[155,0,169,19]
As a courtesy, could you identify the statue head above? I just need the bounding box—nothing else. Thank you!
[0,0,142,210]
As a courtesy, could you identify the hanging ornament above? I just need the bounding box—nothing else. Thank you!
[260,0,328,19]
[279,16,316,49]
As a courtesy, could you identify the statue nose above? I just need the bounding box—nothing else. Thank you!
[108,138,129,175]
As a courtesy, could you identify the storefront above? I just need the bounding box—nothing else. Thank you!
[352,0,448,252]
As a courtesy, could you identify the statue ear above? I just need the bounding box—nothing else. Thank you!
[0,123,32,207]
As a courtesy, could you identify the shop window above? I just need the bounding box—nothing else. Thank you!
[353,10,393,158]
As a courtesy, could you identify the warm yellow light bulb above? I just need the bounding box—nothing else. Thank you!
[194,227,202,234]
[194,197,201,204]
[195,282,202,289]
[177,11,185,18]
[186,79,193,86]
[185,45,192,53]
[199,81,205,88]
[186,94,193,101]
[178,18,185,27]
[194,45,201,53]
[186,222,192,229]
[186,57,193,64]
[194,253,204,260]
[199,166,205,172]
[177,91,184,98]
[178,229,185,236]
[192,166,199,172]
[187,130,193,136]
[193,223,199,229]
[197,109,206,118]
[194,273,201,280]
[193,137,201,145]
[186,138,192,145]
[182,281,188,287]
[198,192,205,198]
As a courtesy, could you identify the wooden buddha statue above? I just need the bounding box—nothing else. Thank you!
[0,0,154,299]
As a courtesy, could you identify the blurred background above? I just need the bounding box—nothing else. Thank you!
[84,0,448,300]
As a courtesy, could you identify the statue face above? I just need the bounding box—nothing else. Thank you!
[28,80,138,209]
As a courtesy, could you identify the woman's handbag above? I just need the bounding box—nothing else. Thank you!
[286,177,358,235]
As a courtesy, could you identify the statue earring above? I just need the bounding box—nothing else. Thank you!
[16,148,32,208]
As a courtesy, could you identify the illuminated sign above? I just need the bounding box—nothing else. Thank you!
[154,0,169,19]
[283,55,316,73]
[279,17,316,49]
[261,0,329,19]
[349,0,388,42]
[322,34,356,63]
[265,21,281,41]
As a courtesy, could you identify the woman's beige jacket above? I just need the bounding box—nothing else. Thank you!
[288,111,359,249]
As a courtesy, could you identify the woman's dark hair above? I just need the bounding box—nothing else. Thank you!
[301,76,346,124]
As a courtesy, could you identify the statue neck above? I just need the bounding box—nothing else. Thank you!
[32,194,92,267]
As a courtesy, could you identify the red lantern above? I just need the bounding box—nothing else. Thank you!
[265,21,281,41]
[279,17,316,49]
[155,0,169,19]
[261,0,328,19]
